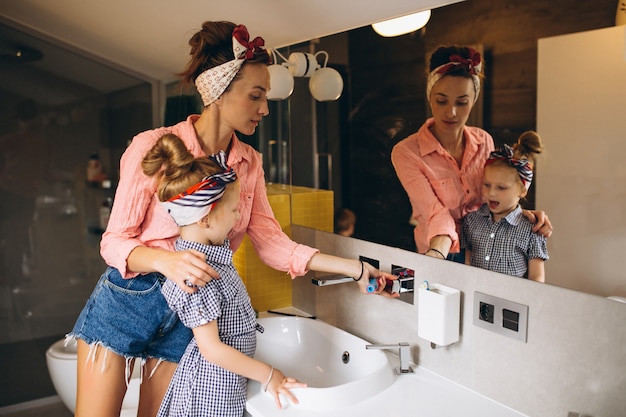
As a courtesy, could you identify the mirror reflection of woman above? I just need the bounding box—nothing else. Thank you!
[391,45,552,262]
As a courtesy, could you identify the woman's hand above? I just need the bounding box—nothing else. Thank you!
[358,262,400,298]
[265,368,307,409]
[522,210,553,238]
[155,249,220,294]
[305,254,398,298]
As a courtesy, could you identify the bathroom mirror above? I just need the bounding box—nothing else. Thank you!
[1,2,622,331]
[279,0,625,301]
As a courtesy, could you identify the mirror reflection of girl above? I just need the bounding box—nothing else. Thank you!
[461,131,548,282]
[391,46,552,262]
[142,134,306,415]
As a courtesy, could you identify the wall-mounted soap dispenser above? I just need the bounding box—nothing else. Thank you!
[417,282,461,347]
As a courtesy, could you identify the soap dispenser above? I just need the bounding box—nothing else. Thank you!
[417,282,461,347]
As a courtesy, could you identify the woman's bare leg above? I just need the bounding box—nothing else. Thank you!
[75,339,128,417]
[137,358,177,417]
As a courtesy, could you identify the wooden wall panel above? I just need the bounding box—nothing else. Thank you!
[423,0,616,131]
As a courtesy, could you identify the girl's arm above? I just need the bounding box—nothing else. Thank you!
[464,249,472,265]
[193,322,307,409]
[527,258,545,282]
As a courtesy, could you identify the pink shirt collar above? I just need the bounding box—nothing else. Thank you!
[417,118,483,163]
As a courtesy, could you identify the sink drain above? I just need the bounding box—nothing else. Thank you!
[341,351,350,364]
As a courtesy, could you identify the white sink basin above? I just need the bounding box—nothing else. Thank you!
[246,316,395,413]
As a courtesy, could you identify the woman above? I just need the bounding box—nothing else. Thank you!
[391,45,551,262]
[69,22,395,417]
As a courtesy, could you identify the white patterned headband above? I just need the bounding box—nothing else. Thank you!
[194,24,266,107]
[160,151,237,226]
[426,48,483,104]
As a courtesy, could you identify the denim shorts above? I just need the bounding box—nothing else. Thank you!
[69,267,192,363]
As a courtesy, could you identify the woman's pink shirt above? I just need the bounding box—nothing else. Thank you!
[101,115,318,278]
[391,118,494,253]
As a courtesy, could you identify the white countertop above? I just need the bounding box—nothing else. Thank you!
[246,339,528,417]
[94,309,526,417]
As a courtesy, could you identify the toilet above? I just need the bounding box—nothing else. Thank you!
[46,338,140,416]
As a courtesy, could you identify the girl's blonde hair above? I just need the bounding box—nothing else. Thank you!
[141,133,224,202]
[512,130,543,167]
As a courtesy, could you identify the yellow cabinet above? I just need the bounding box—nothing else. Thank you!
[234,185,333,311]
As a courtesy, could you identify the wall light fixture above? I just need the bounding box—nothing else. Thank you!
[371,10,431,37]
[267,49,344,102]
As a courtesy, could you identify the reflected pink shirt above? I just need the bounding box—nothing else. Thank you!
[101,115,318,278]
[391,118,494,253]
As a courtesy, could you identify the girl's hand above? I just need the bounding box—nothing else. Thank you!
[522,210,553,238]
[359,262,400,298]
[156,249,220,294]
[265,368,307,409]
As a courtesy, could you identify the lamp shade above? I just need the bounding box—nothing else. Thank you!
[309,67,343,101]
[267,64,294,100]
[372,10,431,37]
[288,52,320,77]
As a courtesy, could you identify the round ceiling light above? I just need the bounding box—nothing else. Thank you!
[371,10,431,37]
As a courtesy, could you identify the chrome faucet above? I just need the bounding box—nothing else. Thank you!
[311,274,354,286]
[365,342,414,374]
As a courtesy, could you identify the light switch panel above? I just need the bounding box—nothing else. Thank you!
[473,292,528,342]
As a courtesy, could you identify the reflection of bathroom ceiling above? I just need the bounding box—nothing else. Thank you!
[0,22,145,106]
[0,0,464,84]
[0,44,42,63]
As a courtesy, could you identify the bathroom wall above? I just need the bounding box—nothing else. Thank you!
[536,25,626,299]
[292,225,626,417]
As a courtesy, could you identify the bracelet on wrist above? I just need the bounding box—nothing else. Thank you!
[353,260,364,281]
[427,248,446,259]
[263,365,274,392]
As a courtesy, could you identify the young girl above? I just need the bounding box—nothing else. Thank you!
[461,131,549,282]
[142,133,306,416]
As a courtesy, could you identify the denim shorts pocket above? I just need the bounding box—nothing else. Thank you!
[104,267,163,295]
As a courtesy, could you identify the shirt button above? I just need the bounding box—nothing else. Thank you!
[485,255,490,261]
[490,233,495,238]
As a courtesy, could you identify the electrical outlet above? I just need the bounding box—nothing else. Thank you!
[479,301,494,323]
[473,292,528,342]
[359,255,379,269]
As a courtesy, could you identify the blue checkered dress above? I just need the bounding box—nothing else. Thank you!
[157,239,258,417]
[461,204,549,278]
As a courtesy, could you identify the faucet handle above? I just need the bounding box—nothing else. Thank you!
[365,342,414,374]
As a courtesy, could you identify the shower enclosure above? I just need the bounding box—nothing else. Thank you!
[0,21,153,406]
